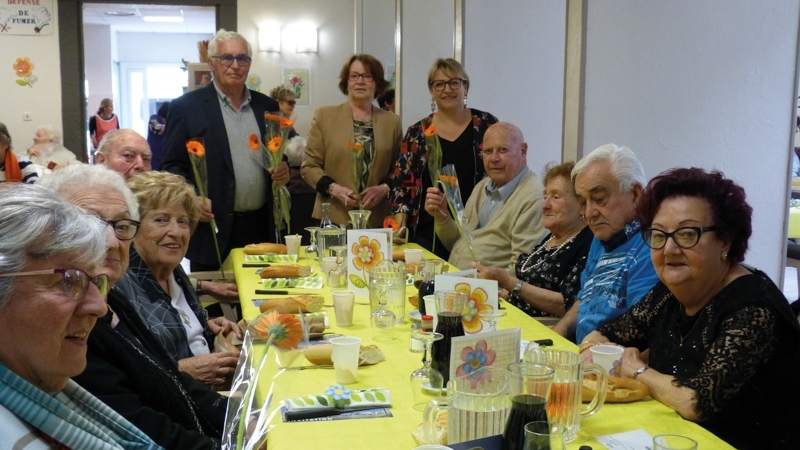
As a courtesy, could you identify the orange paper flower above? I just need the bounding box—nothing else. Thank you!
[186,140,205,157]
[13,57,33,77]
[351,236,384,271]
[439,175,458,186]
[267,136,282,152]
[264,113,282,122]
[248,134,260,150]
[383,217,399,231]
[455,282,493,333]
[424,124,436,137]
[252,310,303,351]
[280,117,294,129]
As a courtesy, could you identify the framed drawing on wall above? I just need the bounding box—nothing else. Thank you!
[187,63,212,91]
[281,67,311,106]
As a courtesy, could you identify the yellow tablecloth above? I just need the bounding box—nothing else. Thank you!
[229,246,733,449]
[789,206,800,238]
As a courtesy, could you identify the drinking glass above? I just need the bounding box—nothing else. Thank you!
[409,330,444,411]
[652,435,698,450]
[503,363,555,450]
[478,309,508,332]
[370,279,396,342]
[304,226,319,260]
[523,422,566,450]
[328,245,348,289]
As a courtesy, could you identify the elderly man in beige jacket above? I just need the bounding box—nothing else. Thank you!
[424,122,545,273]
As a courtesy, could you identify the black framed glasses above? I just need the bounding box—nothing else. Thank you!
[429,79,464,91]
[105,219,140,241]
[348,72,374,82]
[642,226,717,249]
[0,268,109,299]
[211,54,252,67]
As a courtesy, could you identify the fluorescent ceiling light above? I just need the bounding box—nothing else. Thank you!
[143,16,184,23]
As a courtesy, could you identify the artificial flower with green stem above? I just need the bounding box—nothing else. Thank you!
[185,138,225,277]
[424,122,443,252]
[248,113,293,237]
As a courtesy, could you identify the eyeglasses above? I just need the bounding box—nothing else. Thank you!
[211,54,252,67]
[0,268,109,299]
[105,219,140,241]
[480,147,511,158]
[642,226,717,250]
[348,72,374,82]
[282,99,297,106]
[429,79,464,91]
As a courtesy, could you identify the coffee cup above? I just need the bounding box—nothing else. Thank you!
[590,344,625,377]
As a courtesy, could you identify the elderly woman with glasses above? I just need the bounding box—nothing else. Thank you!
[578,167,800,449]
[0,183,160,449]
[40,164,227,449]
[389,58,499,258]
[301,54,401,227]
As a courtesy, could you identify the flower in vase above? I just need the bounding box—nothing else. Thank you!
[455,282,493,333]
[252,309,303,351]
[351,236,384,271]
[456,339,496,379]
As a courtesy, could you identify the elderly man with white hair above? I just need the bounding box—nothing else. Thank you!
[26,124,79,173]
[552,144,659,343]
[95,129,152,180]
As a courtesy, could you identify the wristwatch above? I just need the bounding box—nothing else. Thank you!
[509,280,524,299]
[633,365,650,379]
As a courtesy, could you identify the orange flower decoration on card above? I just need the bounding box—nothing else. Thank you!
[383,217,399,231]
[279,117,294,129]
[252,310,303,351]
[13,57,33,77]
[455,282,493,333]
[248,134,260,151]
[351,236,384,271]
[186,140,205,157]
[267,136,282,152]
[424,124,436,137]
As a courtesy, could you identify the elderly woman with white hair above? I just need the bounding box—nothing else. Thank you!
[0,122,38,184]
[27,124,79,174]
[0,183,159,449]
[39,164,227,449]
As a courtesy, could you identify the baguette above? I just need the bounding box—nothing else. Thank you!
[243,243,288,255]
[412,411,447,446]
[392,248,405,261]
[258,295,324,314]
[582,376,650,403]
[259,265,311,279]
[304,343,385,366]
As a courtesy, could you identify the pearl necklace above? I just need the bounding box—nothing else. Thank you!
[519,230,581,273]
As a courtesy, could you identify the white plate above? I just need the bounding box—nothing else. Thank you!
[408,310,422,321]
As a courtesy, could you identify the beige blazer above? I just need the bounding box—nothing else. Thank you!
[301,102,402,226]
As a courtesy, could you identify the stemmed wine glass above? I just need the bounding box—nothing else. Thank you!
[370,280,396,342]
[304,227,319,260]
[478,309,508,332]
[409,330,444,410]
[328,245,348,289]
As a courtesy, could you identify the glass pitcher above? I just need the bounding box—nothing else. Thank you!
[417,259,444,316]
[317,203,345,266]
[502,363,555,450]
[368,260,406,325]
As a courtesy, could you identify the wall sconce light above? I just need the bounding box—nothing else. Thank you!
[258,24,281,52]
[295,24,317,53]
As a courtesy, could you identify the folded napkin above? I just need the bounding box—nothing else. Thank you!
[285,387,391,411]
[260,275,323,289]
[245,254,299,263]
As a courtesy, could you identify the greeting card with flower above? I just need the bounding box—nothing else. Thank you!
[449,328,521,385]
[434,276,498,334]
[346,230,390,297]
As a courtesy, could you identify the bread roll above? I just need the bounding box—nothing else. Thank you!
[303,343,385,366]
[582,376,650,403]
[392,248,405,261]
[259,265,311,279]
[258,295,324,314]
[243,243,288,255]
[411,411,447,446]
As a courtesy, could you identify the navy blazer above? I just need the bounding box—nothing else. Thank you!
[161,83,281,266]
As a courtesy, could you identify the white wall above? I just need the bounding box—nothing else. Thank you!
[117,32,214,63]
[1,1,62,154]
[84,23,114,142]
[464,0,566,175]
[582,0,800,282]
[359,0,396,72]
[238,0,356,137]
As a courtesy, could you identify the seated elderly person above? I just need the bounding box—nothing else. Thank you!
[552,144,659,342]
[0,184,159,449]
[424,122,545,272]
[26,124,79,173]
[40,164,227,448]
[127,171,241,386]
[579,168,800,449]
[0,122,38,184]
[95,129,152,180]
[474,161,592,317]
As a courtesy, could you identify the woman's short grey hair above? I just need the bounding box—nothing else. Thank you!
[36,164,140,221]
[0,184,107,309]
[209,28,251,57]
[36,125,61,144]
[270,85,295,102]
[571,144,646,193]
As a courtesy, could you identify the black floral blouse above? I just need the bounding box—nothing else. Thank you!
[389,109,498,237]
[597,270,800,449]
[508,226,593,317]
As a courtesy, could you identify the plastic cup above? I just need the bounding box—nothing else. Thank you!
[404,248,424,265]
[322,256,338,278]
[330,336,361,384]
[331,290,355,327]
[590,344,624,377]
[423,295,438,330]
[653,434,698,450]
[284,235,302,257]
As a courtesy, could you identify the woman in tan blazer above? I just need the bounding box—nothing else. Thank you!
[301,54,402,227]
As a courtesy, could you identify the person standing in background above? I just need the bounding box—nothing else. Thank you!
[89,98,120,150]
[147,101,169,170]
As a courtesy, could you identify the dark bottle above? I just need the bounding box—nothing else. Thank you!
[430,311,465,386]
[501,394,549,450]
[417,259,443,316]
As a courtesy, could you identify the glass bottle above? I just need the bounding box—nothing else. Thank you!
[417,259,443,316]
[430,291,466,386]
[317,203,344,265]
